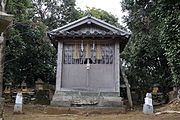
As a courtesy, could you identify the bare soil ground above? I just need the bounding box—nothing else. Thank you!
[156,98,180,111]
[3,104,180,120]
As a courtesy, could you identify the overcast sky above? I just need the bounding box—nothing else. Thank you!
[75,0,127,25]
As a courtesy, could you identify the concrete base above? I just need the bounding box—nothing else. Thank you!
[14,103,23,114]
[51,91,123,107]
[143,104,153,114]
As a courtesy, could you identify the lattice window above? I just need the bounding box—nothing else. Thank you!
[63,43,114,64]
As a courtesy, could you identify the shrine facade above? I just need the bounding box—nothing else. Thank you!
[48,14,130,107]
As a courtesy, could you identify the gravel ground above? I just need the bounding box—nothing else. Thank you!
[3,104,180,120]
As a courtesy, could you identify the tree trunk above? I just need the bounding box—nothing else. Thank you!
[0,0,8,97]
[0,32,6,97]
[178,89,180,100]
[0,1,10,119]
[120,64,133,108]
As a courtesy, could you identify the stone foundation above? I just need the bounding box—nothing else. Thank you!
[47,107,126,115]
[51,91,123,107]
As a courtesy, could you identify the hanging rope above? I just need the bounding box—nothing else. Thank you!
[96,44,102,60]
[81,40,84,51]
[85,43,91,58]
[92,40,95,50]
[73,44,80,59]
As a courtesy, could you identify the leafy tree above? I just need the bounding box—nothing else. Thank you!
[120,0,179,94]
[5,22,56,87]
[32,0,81,29]
[80,7,125,30]
[4,0,56,87]
[156,0,180,84]
[6,0,33,22]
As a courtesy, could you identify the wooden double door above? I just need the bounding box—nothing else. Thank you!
[61,43,115,91]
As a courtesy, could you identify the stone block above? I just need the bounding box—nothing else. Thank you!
[72,96,99,105]
[56,91,79,96]
[35,90,50,105]
[100,92,119,97]
[99,97,123,107]
[143,104,153,114]
[80,92,99,96]
[51,91,123,107]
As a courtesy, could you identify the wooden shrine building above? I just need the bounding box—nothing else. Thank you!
[48,14,131,107]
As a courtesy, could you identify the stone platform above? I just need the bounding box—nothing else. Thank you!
[47,106,126,115]
[51,91,123,107]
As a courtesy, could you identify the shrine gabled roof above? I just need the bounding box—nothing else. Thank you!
[47,14,131,39]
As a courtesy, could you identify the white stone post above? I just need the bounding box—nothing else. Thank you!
[143,93,153,114]
[14,92,23,114]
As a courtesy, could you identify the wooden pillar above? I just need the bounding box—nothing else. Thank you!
[56,41,63,91]
[114,40,120,93]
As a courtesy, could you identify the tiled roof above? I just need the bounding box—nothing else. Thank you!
[49,30,129,38]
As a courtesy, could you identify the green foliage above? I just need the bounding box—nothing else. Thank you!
[80,7,125,30]
[4,0,57,87]
[32,0,82,29]
[84,7,118,26]
[121,0,179,92]
[5,22,56,87]
[157,1,180,83]
[6,0,33,22]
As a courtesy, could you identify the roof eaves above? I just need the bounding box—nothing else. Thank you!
[48,15,131,39]
[51,15,89,33]
[90,16,130,35]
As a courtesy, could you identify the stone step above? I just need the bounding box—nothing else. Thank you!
[55,91,120,97]
[51,91,123,107]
